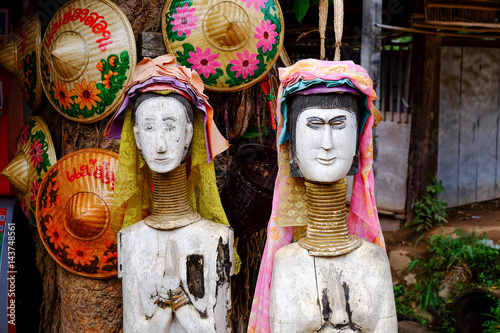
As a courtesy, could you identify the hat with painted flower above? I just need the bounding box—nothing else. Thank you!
[40,0,136,123]
[0,9,43,111]
[36,148,124,278]
[162,0,284,92]
[1,116,57,225]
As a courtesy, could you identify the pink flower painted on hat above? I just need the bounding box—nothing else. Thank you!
[254,20,277,53]
[187,47,221,78]
[30,178,41,203]
[29,139,44,168]
[45,218,67,250]
[172,4,199,37]
[67,243,95,266]
[18,124,30,146]
[229,50,260,79]
[240,0,267,12]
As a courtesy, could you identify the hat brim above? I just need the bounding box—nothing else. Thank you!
[36,148,124,278]
[41,0,137,123]
[162,0,284,92]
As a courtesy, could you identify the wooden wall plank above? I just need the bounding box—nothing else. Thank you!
[477,48,500,202]
[458,47,481,205]
[438,47,462,207]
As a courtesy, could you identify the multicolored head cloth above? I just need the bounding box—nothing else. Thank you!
[105,55,240,272]
[247,59,385,332]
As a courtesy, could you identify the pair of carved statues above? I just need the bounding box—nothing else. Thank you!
[113,57,396,332]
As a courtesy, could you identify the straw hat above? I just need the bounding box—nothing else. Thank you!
[36,149,124,278]
[0,10,43,111]
[41,0,136,123]
[162,0,284,92]
[1,116,57,225]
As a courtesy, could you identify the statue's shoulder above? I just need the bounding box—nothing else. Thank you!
[357,240,388,260]
[193,218,233,239]
[118,220,150,236]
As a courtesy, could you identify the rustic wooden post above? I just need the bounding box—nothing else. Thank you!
[407,35,442,204]
[361,0,382,175]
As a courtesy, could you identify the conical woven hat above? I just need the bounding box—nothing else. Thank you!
[0,10,43,111]
[162,0,284,92]
[0,40,17,74]
[41,0,136,123]
[1,116,57,224]
[36,149,124,278]
[16,11,43,111]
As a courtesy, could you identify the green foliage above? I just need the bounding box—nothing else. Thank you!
[483,298,500,333]
[293,0,309,23]
[395,229,500,331]
[407,179,448,231]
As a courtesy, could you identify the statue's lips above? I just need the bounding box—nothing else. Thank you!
[154,157,173,162]
[317,157,336,165]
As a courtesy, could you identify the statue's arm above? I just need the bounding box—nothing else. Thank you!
[119,231,174,332]
[372,249,398,333]
[176,229,234,332]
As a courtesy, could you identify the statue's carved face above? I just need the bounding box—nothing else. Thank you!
[295,108,357,183]
[134,97,193,173]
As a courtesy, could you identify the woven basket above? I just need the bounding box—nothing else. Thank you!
[162,0,284,92]
[36,148,124,279]
[425,0,500,23]
[1,116,57,225]
[220,144,277,237]
[41,0,136,123]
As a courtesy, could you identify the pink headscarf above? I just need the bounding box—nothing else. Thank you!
[247,59,385,333]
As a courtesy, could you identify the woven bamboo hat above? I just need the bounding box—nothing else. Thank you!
[162,0,284,92]
[41,0,136,123]
[36,149,124,278]
[0,11,43,111]
[1,116,57,225]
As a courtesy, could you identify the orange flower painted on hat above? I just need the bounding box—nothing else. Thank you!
[103,70,117,89]
[67,243,95,266]
[96,61,104,72]
[109,56,117,67]
[71,79,102,111]
[45,218,67,250]
[53,80,74,110]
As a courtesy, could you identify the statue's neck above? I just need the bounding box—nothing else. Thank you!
[298,178,361,256]
[144,164,200,230]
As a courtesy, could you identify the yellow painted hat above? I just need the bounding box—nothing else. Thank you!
[1,116,57,224]
[36,148,124,278]
[41,0,136,123]
[0,11,43,111]
[162,0,284,92]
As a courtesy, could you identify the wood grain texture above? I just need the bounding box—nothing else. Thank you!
[477,48,499,202]
[458,47,481,205]
[438,46,462,206]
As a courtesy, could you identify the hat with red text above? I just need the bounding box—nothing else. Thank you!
[41,0,136,123]
[36,148,124,278]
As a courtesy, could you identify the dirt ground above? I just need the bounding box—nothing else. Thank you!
[384,200,500,285]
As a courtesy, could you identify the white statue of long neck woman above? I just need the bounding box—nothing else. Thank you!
[269,93,397,332]
[118,94,233,333]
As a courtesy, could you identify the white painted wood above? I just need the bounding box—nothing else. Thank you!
[269,242,397,333]
[438,46,462,206]
[118,220,234,333]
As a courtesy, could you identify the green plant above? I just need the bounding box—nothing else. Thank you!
[482,298,500,333]
[407,179,448,231]
[394,229,500,331]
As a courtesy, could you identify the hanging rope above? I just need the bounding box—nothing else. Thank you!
[319,0,328,59]
[333,0,344,61]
